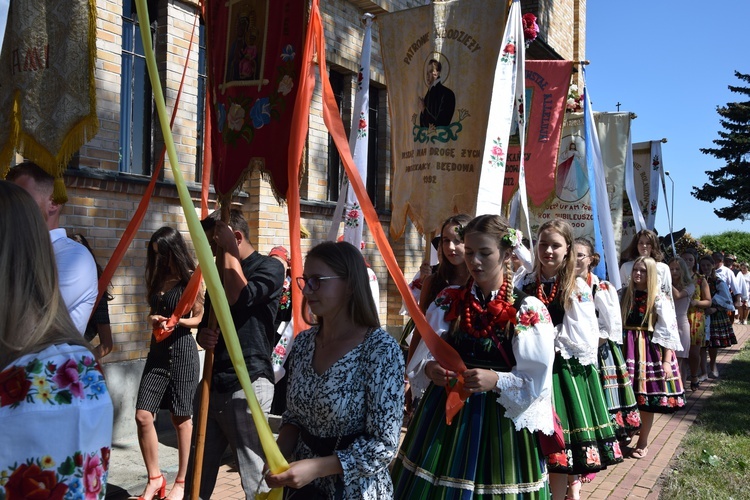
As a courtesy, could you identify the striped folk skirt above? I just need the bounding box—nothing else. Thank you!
[597,340,641,440]
[706,310,737,348]
[546,354,623,475]
[391,383,549,500]
[623,328,686,413]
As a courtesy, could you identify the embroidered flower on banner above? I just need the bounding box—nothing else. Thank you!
[227,103,245,131]
[652,155,660,169]
[281,44,295,62]
[344,203,361,228]
[650,200,657,215]
[220,45,297,146]
[500,38,516,64]
[356,68,364,92]
[250,97,271,128]
[278,74,293,96]
[488,137,505,168]
[357,112,367,139]
[522,13,540,47]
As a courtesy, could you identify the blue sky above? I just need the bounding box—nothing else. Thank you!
[585,1,749,238]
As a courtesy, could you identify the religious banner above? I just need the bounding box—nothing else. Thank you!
[525,112,631,255]
[379,0,507,238]
[0,0,98,202]
[501,60,574,207]
[327,14,374,248]
[207,0,305,200]
[622,140,660,250]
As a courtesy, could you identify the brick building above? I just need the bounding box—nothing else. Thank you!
[11,0,584,440]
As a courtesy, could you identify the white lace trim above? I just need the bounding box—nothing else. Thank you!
[556,336,597,366]
[495,373,553,434]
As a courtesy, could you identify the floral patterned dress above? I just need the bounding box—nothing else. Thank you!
[282,327,404,499]
[0,344,113,499]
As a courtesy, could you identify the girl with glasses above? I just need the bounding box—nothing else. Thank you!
[266,241,404,498]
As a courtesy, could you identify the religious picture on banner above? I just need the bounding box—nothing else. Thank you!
[419,58,456,127]
[555,134,588,202]
[413,54,466,144]
[224,0,268,87]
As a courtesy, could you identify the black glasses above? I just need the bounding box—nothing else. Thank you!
[295,276,343,291]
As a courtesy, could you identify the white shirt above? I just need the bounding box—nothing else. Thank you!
[50,228,98,334]
[715,265,743,299]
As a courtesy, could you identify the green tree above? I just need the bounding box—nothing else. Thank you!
[699,231,750,264]
[692,71,750,221]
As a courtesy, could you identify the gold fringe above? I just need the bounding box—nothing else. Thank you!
[0,0,99,204]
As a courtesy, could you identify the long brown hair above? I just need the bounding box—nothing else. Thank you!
[301,241,380,329]
[534,219,577,309]
[622,229,664,262]
[145,227,196,301]
[421,214,472,312]
[0,181,90,369]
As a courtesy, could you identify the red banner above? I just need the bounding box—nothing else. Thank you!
[207,0,306,200]
[502,60,573,207]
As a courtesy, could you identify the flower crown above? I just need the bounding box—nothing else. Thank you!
[502,228,521,248]
[455,224,465,239]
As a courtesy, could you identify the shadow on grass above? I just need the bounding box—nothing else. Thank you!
[694,356,750,435]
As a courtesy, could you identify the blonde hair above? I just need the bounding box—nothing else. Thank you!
[0,181,90,369]
[668,256,693,291]
[534,219,577,309]
[620,256,658,329]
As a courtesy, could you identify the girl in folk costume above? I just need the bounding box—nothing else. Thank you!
[574,238,641,444]
[619,229,673,300]
[679,250,711,390]
[699,255,737,378]
[405,214,472,416]
[393,214,556,499]
[520,220,621,500]
[620,257,685,460]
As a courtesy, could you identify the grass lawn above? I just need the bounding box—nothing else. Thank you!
[661,344,750,499]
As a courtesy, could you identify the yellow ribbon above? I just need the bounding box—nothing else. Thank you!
[134,2,288,498]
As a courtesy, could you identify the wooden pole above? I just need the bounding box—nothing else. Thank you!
[190,202,229,500]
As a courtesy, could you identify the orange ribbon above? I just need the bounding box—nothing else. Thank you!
[152,267,203,342]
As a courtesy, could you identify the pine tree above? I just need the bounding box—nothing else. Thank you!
[692,71,750,221]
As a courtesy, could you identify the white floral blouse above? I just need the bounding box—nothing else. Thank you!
[590,274,624,344]
[0,344,113,500]
[282,327,404,499]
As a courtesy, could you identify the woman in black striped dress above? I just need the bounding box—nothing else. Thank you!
[134,227,204,500]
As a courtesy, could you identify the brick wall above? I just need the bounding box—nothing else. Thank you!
[49,0,581,363]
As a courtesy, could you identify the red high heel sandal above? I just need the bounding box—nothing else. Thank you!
[133,474,166,500]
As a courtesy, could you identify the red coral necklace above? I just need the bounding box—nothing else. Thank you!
[536,276,558,305]
[461,281,516,338]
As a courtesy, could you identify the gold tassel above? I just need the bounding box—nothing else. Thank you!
[53,177,69,204]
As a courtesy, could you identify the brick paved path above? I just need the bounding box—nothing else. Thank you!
[133,324,749,499]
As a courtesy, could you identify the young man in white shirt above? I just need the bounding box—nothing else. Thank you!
[8,162,98,335]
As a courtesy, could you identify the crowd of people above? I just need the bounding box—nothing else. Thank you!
[397,222,742,499]
[1,160,745,499]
